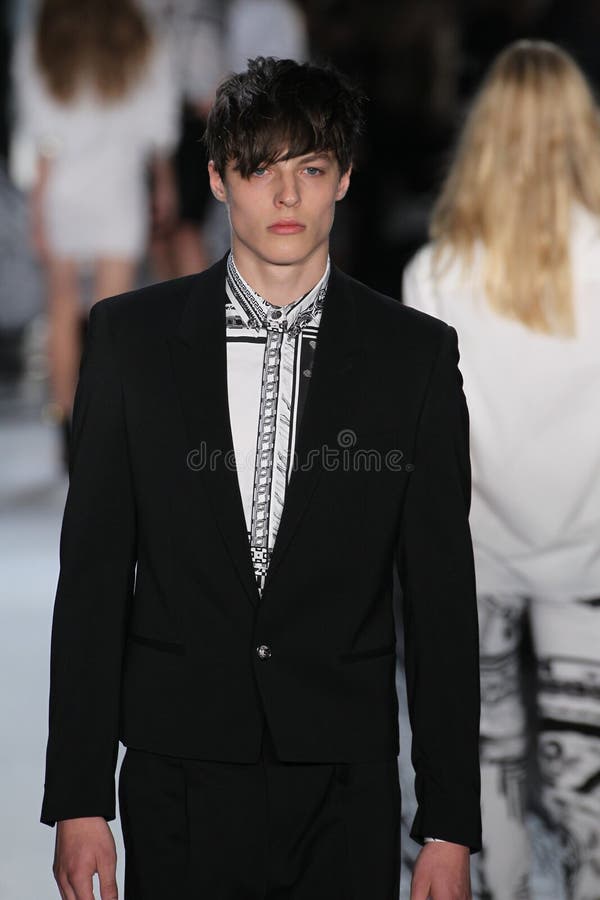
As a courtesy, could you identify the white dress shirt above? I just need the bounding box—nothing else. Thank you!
[225,252,329,594]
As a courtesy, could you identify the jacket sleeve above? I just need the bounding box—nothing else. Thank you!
[396,324,482,852]
[41,299,137,827]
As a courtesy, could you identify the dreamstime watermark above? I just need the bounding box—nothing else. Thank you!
[186,428,414,474]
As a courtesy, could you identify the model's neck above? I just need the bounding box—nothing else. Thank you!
[231,242,330,307]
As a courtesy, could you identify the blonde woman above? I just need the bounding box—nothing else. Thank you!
[13,0,177,467]
[403,40,600,900]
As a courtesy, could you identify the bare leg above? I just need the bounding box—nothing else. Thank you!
[147,231,177,283]
[93,257,137,306]
[46,257,81,418]
[171,222,209,277]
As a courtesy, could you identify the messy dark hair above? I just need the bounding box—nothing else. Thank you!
[205,56,366,178]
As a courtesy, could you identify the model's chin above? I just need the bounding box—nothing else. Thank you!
[248,235,327,268]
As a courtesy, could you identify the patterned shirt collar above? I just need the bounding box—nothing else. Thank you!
[225,251,330,335]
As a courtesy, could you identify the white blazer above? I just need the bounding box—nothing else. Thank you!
[403,205,600,600]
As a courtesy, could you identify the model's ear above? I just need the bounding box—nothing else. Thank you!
[208,161,227,203]
[335,166,352,201]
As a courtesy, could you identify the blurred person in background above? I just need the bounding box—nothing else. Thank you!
[12,0,178,469]
[223,0,308,71]
[145,0,309,281]
[143,0,223,278]
[404,40,600,900]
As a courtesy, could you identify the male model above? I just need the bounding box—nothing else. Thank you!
[42,57,481,900]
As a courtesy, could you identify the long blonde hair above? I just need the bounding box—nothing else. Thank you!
[35,0,153,103]
[431,40,600,336]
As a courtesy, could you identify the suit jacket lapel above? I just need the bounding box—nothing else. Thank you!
[261,265,362,593]
[167,257,260,607]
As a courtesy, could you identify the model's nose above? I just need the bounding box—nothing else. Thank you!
[274,172,300,207]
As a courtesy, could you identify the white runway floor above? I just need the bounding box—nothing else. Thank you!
[0,366,564,900]
[0,378,126,900]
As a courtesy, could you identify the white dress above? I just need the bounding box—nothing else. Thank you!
[13,32,178,261]
[403,205,600,601]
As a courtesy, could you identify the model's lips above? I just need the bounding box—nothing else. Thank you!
[267,221,306,235]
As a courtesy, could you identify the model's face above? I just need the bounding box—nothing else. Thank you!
[208,151,351,267]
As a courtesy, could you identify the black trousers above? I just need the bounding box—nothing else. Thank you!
[118,721,401,899]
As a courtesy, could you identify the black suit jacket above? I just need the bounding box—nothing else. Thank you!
[41,256,481,850]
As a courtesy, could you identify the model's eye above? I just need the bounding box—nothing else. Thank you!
[304,166,324,176]
[253,167,268,177]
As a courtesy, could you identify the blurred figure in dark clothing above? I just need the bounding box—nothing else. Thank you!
[143,0,223,278]
[303,0,461,295]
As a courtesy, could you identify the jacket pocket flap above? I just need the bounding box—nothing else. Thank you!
[127,633,185,656]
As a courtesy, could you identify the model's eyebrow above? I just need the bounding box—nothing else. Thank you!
[267,151,333,168]
[297,153,332,164]
[269,152,332,165]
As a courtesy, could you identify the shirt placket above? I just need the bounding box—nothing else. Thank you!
[250,313,287,594]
